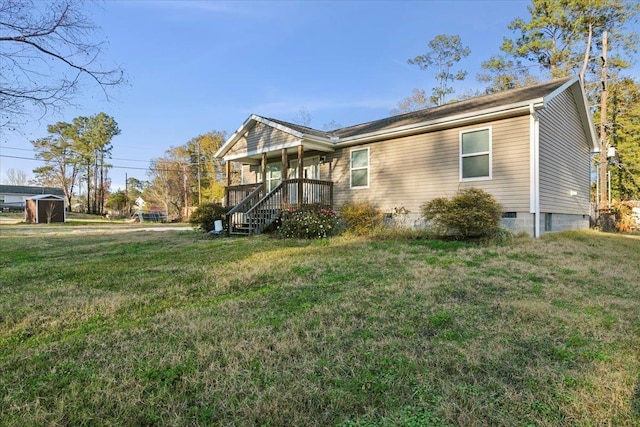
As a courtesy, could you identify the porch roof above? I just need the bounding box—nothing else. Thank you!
[215,115,336,164]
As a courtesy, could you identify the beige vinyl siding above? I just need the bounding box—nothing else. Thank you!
[326,115,531,214]
[227,122,300,158]
[537,91,591,215]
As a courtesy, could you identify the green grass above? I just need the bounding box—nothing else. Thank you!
[1,228,639,426]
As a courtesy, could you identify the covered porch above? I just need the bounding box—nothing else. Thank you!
[215,116,336,234]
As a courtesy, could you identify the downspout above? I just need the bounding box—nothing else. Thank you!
[529,103,541,238]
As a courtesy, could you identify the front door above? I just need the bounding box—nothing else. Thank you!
[266,163,282,192]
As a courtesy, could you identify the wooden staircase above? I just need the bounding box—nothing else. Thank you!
[225,179,334,236]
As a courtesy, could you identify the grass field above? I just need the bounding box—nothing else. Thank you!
[1,228,639,426]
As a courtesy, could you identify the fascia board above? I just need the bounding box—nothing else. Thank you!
[575,82,599,152]
[300,139,336,152]
[222,138,335,163]
[215,115,332,159]
[224,140,303,162]
[214,114,259,158]
[544,77,598,152]
[256,117,304,139]
[334,102,542,147]
[542,76,577,105]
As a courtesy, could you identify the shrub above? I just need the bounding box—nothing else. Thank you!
[277,204,340,239]
[338,201,384,236]
[421,188,502,239]
[189,202,227,232]
[610,200,637,232]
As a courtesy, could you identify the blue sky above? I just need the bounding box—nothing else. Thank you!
[1,0,639,190]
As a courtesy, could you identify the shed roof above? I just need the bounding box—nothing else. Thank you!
[0,185,65,196]
[26,194,66,201]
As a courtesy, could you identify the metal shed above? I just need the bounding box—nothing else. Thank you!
[24,194,66,223]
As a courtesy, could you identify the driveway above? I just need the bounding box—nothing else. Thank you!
[0,222,193,235]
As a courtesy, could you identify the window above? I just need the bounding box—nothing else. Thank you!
[460,127,491,181]
[350,148,369,188]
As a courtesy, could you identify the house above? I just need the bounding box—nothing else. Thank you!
[0,185,65,212]
[214,76,597,237]
[24,194,66,223]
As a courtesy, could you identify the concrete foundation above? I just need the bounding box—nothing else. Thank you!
[385,212,590,237]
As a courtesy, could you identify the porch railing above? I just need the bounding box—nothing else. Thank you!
[225,185,265,234]
[225,183,261,207]
[225,179,333,235]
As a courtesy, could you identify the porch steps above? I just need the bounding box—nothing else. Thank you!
[225,179,333,236]
[230,208,280,235]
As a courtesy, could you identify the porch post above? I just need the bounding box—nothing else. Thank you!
[297,144,304,205]
[261,153,267,192]
[281,148,288,207]
[225,160,231,208]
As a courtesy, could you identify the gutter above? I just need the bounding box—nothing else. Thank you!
[330,100,545,148]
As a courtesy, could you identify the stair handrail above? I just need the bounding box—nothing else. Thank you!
[245,181,287,234]
[226,185,264,217]
[245,182,284,216]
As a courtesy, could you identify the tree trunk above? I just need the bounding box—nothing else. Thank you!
[580,22,592,82]
[599,30,608,212]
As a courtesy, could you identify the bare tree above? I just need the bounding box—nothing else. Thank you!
[0,0,124,127]
[322,120,342,131]
[290,106,312,127]
[391,88,430,115]
[4,168,29,185]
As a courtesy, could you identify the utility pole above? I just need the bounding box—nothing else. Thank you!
[183,164,188,220]
[125,172,129,216]
[599,30,608,212]
[197,143,202,206]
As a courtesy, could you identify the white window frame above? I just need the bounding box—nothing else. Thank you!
[460,126,492,182]
[350,147,370,189]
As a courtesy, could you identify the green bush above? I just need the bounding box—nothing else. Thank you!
[277,204,340,239]
[338,201,384,236]
[189,202,227,232]
[421,188,503,239]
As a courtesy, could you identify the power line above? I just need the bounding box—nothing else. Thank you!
[0,153,197,173]
[0,145,152,163]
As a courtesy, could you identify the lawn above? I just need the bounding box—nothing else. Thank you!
[1,228,639,426]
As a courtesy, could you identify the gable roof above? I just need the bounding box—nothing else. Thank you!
[26,194,66,201]
[0,185,65,196]
[215,76,597,159]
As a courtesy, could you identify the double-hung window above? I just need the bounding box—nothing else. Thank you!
[460,127,491,181]
[350,148,369,188]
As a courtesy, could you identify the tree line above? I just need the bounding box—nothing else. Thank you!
[396,0,640,202]
[3,0,639,210]
[30,113,119,214]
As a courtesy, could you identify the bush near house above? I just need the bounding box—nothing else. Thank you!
[189,202,227,232]
[338,201,384,236]
[277,204,340,239]
[609,200,638,232]
[421,188,503,239]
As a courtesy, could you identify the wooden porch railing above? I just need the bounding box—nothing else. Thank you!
[225,185,265,235]
[225,183,261,208]
[225,179,333,235]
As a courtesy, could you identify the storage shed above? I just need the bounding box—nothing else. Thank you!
[24,194,66,223]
